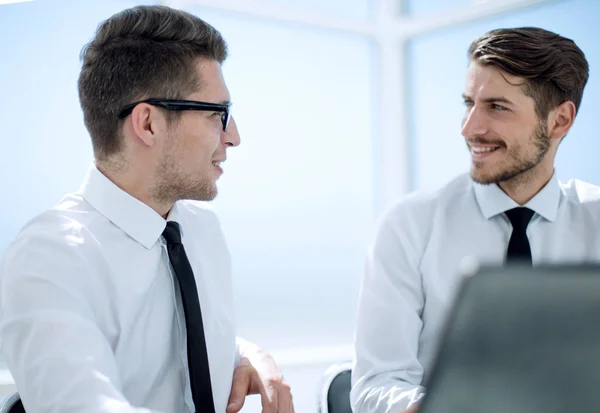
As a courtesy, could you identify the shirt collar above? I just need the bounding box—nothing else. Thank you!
[473,172,562,222]
[79,163,167,249]
[166,202,185,239]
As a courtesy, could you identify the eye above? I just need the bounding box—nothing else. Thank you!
[491,103,507,111]
[463,99,474,107]
[212,112,222,117]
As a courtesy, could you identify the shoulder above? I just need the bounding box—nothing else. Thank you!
[381,173,471,226]
[0,194,105,296]
[560,178,600,206]
[370,174,472,253]
[2,193,102,274]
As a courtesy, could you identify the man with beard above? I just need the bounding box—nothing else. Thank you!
[0,5,293,413]
[350,27,600,413]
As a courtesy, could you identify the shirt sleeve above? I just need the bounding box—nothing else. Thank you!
[350,200,427,413]
[0,233,166,413]
[235,337,252,365]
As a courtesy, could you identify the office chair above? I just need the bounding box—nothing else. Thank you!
[318,362,353,413]
[0,392,23,413]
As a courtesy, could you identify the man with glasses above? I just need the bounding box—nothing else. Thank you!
[0,5,293,413]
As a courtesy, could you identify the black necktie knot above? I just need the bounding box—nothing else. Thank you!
[505,207,535,230]
[163,221,182,245]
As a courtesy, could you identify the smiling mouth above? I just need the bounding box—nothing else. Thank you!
[471,146,501,154]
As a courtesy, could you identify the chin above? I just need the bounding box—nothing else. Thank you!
[206,183,219,200]
[470,166,500,185]
[471,164,527,185]
[185,180,218,202]
[197,188,218,201]
[207,188,218,201]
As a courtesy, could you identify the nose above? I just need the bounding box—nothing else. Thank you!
[461,105,489,138]
[223,116,240,147]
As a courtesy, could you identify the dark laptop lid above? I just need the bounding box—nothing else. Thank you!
[419,264,600,413]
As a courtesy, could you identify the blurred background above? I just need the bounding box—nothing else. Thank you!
[0,0,598,411]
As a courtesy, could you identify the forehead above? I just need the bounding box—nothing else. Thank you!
[464,61,528,100]
[189,59,230,102]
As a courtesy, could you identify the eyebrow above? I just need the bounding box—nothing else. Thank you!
[462,94,515,105]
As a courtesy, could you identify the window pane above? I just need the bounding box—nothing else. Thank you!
[258,0,373,20]
[404,0,478,16]
[407,0,600,190]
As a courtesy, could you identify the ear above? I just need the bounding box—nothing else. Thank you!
[128,104,166,148]
[547,100,576,141]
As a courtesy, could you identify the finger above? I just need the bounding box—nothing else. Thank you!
[259,377,278,413]
[227,366,252,413]
[275,381,293,413]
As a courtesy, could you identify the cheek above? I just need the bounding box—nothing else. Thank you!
[489,118,516,141]
[182,122,220,151]
[496,112,536,139]
[200,130,221,156]
[506,125,535,148]
[188,133,221,167]
[183,116,220,143]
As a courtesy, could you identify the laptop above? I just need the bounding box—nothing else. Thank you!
[418,264,600,413]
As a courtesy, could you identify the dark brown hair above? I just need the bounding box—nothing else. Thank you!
[468,27,589,120]
[78,5,228,161]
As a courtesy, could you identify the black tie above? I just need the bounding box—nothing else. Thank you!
[163,221,215,413]
[504,207,535,265]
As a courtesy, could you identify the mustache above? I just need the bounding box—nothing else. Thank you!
[467,137,506,147]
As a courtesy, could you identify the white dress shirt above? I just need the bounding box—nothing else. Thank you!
[0,165,242,413]
[351,172,600,413]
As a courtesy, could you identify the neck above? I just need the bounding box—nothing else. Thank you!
[96,161,173,218]
[498,163,554,205]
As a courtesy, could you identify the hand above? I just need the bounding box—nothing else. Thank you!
[402,405,419,413]
[226,347,294,413]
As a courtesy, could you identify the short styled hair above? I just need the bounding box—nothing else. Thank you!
[78,5,228,160]
[468,27,589,120]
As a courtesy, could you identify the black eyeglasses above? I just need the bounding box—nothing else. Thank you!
[118,98,231,131]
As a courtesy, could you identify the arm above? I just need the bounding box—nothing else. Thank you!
[0,237,163,413]
[351,202,426,413]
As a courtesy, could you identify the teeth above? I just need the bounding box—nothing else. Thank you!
[212,161,222,167]
[472,147,497,153]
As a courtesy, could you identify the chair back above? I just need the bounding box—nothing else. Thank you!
[0,392,24,413]
[318,362,352,413]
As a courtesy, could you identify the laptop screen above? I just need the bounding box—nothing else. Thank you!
[419,264,600,413]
